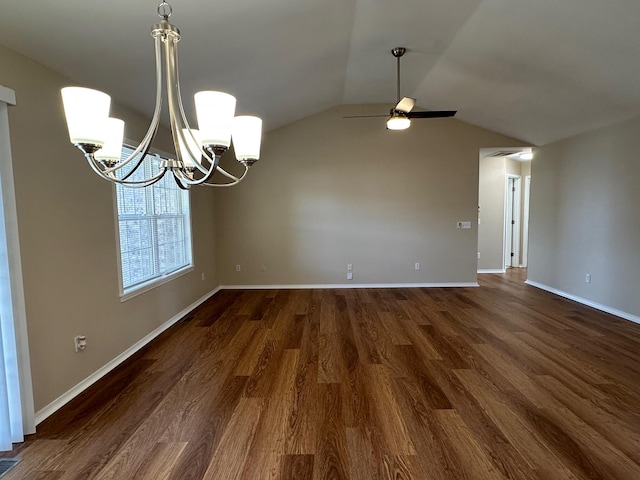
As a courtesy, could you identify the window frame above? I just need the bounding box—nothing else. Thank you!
[113,144,194,301]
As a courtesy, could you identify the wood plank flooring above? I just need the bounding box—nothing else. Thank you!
[3,269,640,479]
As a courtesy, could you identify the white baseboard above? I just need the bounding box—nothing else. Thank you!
[477,269,506,274]
[525,280,640,325]
[221,282,479,290]
[34,286,222,425]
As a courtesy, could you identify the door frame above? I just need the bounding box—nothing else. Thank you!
[522,175,531,268]
[504,174,521,269]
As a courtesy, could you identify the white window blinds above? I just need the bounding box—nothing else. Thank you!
[115,147,192,293]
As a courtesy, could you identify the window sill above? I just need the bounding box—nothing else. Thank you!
[120,265,194,302]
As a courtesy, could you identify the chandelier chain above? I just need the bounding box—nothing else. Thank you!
[158,2,172,20]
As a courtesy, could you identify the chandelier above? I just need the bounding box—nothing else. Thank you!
[60,1,262,188]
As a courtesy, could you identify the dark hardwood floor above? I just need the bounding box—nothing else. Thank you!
[3,269,640,479]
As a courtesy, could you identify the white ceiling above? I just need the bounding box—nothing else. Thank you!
[2,0,640,146]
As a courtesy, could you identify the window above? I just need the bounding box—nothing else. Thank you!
[115,146,192,298]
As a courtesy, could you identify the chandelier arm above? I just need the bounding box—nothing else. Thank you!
[85,153,167,186]
[114,171,167,187]
[117,155,167,185]
[171,155,220,186]
[164,32,216,178]
[200,166,249,187]
[172,174,191,190]
[164,39,185,174]
[101,35,165,177]
[172,164,218,185]
[186,146,220,181]
[113,171,166,187]
[213,165,242,181]
[172,169,200,186]
[119,146,153,181]
[175,112,210,176]
[174,124,211,177]
[84,152,114,178]
[172,161,247,187]
[168,112,185,170]
[167,40,217,175]
[164,35,190,174]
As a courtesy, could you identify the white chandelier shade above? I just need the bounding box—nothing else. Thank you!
[232,116,263,163]
[95,117,125,164]
[60,1,263,189]
[177,128,202,168]
[61,87,111,145]
[194,91,236,148]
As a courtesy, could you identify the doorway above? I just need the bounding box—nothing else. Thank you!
[477,148,532,274]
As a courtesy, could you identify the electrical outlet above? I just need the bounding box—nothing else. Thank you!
[235,264,241,272]
[414,262,420,270]
[260,265,266,272]
[347,272,353,280]
[201,272,206,281]
[585,273,591,283]
[457,221,472,229]
[477,252,481,259]
[74,335,86,352]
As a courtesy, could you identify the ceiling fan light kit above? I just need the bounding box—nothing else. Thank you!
[344,47,457,130]
[60,1,262,188]
[386,114,411,130]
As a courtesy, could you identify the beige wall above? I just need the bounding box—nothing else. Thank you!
[0,44,218,412]
[214,104,521,286]
[528,116,640,317]
[477,156,506,270]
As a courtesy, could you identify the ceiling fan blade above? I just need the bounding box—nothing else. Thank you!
[394,97,416,113]
[342,114,389,118]
[407,110,457,119]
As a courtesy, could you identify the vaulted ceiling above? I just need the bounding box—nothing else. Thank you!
[1,0,640,146]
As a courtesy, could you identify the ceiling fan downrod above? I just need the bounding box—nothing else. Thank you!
[391,47,406,104]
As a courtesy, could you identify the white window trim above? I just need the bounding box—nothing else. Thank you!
[113,142,194,302]
[118,264,193,302]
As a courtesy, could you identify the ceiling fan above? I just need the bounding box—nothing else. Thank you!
[344,47,456,130]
